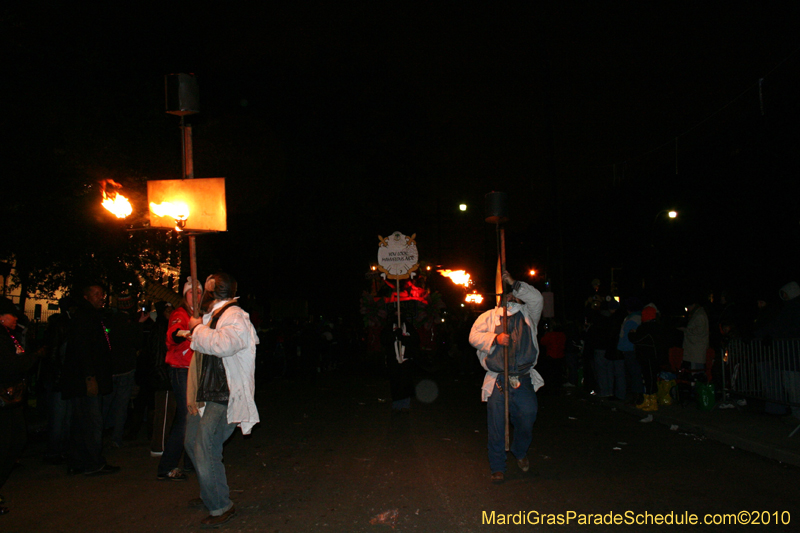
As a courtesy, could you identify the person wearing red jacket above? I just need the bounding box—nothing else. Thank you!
[156,278,196,481]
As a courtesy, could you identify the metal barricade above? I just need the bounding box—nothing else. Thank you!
[724,338,800,437]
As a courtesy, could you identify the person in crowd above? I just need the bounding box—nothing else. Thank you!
[754,281,800,418]
[380,304,420,414]
[149,301,175,459]
[628,304,668,411]
[0,297,43,516]
[538,320,566,393]
[584,300,622,399]
[716,289,744,343]
[561,321,583,388]
[157,278,196,481]
[41,296,76,465]
[60,284,120,476]
[679,296,709,371]
[184,273,259,528]
[617,298,643,403]
[751,293,778,337]
[469,270,543,484]
[756,281,800,339]
[103,293,142,449]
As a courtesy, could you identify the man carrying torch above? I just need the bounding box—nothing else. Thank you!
[184,272,259,528]
[469,270,543,484]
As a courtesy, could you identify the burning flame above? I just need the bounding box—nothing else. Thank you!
[465,292,484,304]
[149,201,190,231]
[100,179,133,219]
[438,269,471,287]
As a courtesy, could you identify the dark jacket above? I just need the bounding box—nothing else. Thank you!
[108,310,141,375]
[628,320,668,367]
[60,299,113,399]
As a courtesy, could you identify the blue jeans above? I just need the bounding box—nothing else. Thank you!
[69,395,106,472]
[158,368,191,475]
[622,350,643,395]
[486,377,538,473]
[45,388,72,457]
[102,370,135,447]
[185,401,237,515]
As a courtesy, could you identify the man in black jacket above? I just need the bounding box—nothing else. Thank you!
[61,284,120,476]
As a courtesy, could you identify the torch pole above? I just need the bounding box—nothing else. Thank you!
[181,116,200,319]
[499,224,509,451]
[189,236,200,319]
[396,279,402,329]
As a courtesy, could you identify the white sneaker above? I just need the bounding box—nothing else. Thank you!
[736,399,747,406]
[640,414,654,423]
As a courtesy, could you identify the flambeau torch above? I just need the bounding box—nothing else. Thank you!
[438,269,484,305]
[100,180,133,219]
[485,191,511,451]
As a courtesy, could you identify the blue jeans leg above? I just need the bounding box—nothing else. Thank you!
[46,389,72,457]
[102,370,135,446]
[185,402,237,515]
[158,368,189,475]
[611,360,627,400]
[593,349,611,396]
[487,379,538,473]
[623,350,643,395]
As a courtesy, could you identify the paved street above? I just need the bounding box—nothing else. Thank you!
[3,369,800,532]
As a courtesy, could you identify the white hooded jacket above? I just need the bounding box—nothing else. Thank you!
[469,281,544,401]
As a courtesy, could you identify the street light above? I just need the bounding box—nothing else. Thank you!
[459,204,467,212]
[653,209,678,226]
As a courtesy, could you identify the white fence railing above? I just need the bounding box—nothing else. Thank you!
[724,338,800,437]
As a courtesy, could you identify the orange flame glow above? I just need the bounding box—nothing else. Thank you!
[149,201,190,221]
[438,269,471,287]
[100,180,133,219]
[465,292,484,304]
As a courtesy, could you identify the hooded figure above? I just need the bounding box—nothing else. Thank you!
[469,270,543,483]
[757,281,800,339]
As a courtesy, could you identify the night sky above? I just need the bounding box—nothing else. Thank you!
[3,2,799,318]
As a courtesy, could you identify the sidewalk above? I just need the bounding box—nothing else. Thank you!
[589,393,800,467]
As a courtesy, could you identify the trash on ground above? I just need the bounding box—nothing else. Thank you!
[378,398,387,403]
[718,403,734,409]
[370,509,399,528]
[670,424,679,431]
[568,416,577,420]
[613,447,622,451]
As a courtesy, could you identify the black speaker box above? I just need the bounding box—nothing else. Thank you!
[165,73,199,115]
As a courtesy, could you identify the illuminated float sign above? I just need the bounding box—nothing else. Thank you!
[377,231,419,280]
